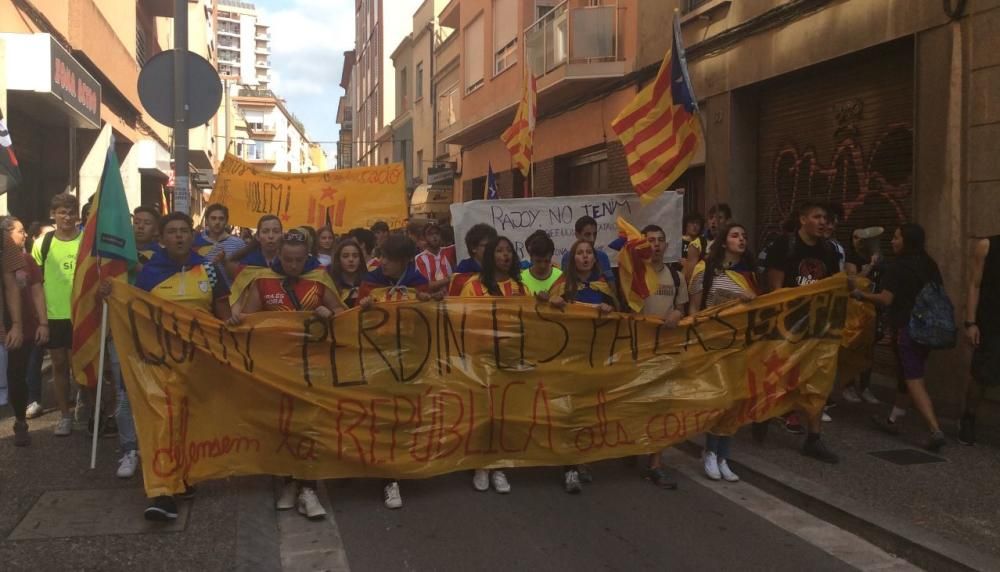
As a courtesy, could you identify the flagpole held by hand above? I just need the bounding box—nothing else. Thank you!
[89,300,109,470]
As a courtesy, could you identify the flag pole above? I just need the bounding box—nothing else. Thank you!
[89,300,109,469]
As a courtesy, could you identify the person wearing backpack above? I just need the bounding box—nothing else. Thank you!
[30,193,82,436]
[851,223,948,452]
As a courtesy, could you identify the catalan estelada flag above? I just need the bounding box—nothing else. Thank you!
[500,71,536,178]
[71,141,138,388]
[615,217,658,312]
[484,162,499,200]
[611,14,701,202]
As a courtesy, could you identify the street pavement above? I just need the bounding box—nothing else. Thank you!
[1,408,919,571]
[728,376,1000,561]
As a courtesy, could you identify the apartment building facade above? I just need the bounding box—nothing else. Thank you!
[336,50,355,169]
[230,88,314,173]
[352,0,419,167]
[0,0,188,220]
[433,0,999,412]
[214,0,270,88]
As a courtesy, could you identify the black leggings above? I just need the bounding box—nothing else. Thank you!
[6,344,33,421]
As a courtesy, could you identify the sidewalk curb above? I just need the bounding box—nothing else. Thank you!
[676,440,999,571]
[233,476,282,572]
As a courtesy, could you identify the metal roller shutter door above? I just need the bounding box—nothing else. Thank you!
[755,38,915,377]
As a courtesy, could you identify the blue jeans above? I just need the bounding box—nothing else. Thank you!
[705,434,732,460]
[108,341,137,454]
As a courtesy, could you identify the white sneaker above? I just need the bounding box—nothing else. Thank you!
[276,480,298,510]
[718,459,740,482]
[54,416,73,436]
[384,481,402,509]
[297,488,327,520]
[491,470,511,494]
[841,387,862,403]
[703,451,721,480]
[822,411,832,422]
[861,388,880,404]
[25,402,43,419]
[564,470,582,494]
[116,450,139,479]
[472,469,489,492]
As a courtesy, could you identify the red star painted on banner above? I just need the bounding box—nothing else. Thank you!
[320,186,338,202]
[763,351,786,378]
[280,212,290,222]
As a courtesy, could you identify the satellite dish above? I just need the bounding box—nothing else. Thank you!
[138,49,223,126]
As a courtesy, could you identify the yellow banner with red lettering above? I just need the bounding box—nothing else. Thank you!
[108,275,867,497]
[208,154,408,232]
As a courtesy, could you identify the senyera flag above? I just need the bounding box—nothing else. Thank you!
[71,142,137,388]
[611,13,702,203]
[500,70,536,179]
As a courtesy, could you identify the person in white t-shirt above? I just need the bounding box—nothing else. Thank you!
[637,224,688,489]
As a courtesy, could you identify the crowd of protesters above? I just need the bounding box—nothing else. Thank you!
[1,193,995,524]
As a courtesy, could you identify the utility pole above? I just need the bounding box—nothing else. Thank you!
[173,0,190,213]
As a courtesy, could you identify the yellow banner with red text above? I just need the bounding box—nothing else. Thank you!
[208,154,409,232]
[108,275,867,496]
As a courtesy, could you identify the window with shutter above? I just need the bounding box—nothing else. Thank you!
[465,16,485,93]
[493,0,518,75]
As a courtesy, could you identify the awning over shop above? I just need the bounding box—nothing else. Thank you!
[410,184,452,220]
[0,33,101,129]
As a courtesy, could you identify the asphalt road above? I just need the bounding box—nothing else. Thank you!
[326,459,859,572]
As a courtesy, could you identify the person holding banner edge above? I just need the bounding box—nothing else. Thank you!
[636,224,688,489]
[358,234,437,509]
[689,222,760,482]
[548,239,618,493]
[228,229,345,520]
[102,212,232,521]
[459,236,528,493]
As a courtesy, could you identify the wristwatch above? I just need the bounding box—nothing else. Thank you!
[964,320,977,328]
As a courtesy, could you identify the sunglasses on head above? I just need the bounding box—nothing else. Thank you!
[284,232,307,243]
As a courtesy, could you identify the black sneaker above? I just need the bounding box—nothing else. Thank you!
[13,420,30,447]
[802,438,840,464]
[177,485,197,500]
[643,467,678,490]
[870,414,901,436]
[751,422,769,444]
[577,464,593,483]
[925,431,946,452]
[958,414,976,446]
[144,496,178,521]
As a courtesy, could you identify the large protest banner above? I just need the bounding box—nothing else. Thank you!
[109,275,860,496]
[450,191,684,265]
[209,154,409,232]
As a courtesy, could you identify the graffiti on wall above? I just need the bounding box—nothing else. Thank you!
[761,99,913,245]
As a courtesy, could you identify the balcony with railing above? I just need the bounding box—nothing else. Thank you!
[436,85,461,140]
[255,59,271,69]
[524,0,627,80]
[246,120,277,138]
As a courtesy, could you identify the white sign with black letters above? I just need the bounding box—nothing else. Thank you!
[450,191,683,265]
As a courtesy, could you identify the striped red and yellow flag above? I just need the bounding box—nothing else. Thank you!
[500,72,537,178]
[71,145,137,388]
[611,17,701,202]
[615,217,658,312]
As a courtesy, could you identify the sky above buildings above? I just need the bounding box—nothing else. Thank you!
[254,0,421,167]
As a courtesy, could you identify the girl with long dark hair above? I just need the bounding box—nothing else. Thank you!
[851,223,946,451]
[316,226,336,266]
[689,223,758,482]
[458,236,526,494]
[327,238,365,308]
[547,239,617,494]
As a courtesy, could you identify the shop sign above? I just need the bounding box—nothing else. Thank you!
[49,37,101,128]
